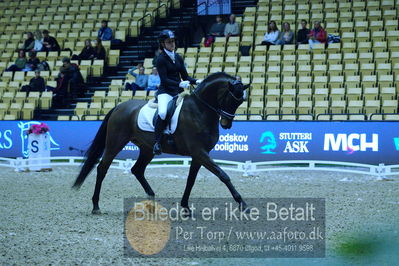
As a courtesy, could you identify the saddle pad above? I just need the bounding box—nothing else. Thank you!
[137,98,184,134]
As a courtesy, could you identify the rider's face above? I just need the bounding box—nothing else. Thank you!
[164,38,175,51]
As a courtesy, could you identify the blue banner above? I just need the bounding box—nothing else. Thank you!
[197,0,231,15]
[0,121,398,165]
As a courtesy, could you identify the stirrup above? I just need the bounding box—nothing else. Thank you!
[153,142,162,155]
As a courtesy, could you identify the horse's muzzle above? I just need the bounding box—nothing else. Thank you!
[220,118,232,129]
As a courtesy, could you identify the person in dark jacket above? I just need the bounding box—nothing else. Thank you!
[42,30,60,52]
[296,20,310,44]
[153,29,200,155]
[56,57,84,97]
[93,38,106,60]
[24,51,40,71]
[209,15,226,37]
[22,32,35,52]
[72,39,95,61]
[21,70,46,92]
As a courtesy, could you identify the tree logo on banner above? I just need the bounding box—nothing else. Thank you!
[260,131,277,154]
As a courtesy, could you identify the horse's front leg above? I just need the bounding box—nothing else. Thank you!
[181,160,201,216]
[193,151,247,211]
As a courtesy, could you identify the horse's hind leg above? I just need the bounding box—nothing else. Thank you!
[92,137,129,214]
[131,148,155,199]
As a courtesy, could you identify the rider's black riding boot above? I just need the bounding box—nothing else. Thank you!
[153,116,166,155]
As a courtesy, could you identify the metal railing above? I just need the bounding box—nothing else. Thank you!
[2,156,398,179]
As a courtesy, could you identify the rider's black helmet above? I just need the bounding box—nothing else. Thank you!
[158,29,175,43]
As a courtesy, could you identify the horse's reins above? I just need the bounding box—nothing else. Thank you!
[193,87,242,120]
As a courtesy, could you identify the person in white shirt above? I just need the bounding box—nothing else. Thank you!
[261,21,280,47]
[224,14,240,40]
[33,30,43,52]
[146,67,160,91]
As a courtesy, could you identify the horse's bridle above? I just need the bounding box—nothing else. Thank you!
[193,82,244,120]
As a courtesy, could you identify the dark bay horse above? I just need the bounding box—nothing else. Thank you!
[72,72,249,214]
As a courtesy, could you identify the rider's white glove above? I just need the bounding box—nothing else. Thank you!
[179,80,190,89]
[196,79,203,85]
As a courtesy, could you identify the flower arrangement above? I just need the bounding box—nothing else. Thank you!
[27,123,50,135]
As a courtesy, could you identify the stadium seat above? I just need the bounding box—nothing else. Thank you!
[297,88,311,102]
[347,100,364,114]
[384,114,399,121]
[87,102,101,115]
[316,113,330,120]
[109,80,123,91]
[382,100,398,113]
[265,89,280,102]
[265,101,280,115]
[133,90,146,100]
[331,114,348,121]
[380,87,396,100]
[349,115,366,121]
[74,102,88,118]
[364,100,381,114]
[22,102,35,120]
[248,100,264,115]
[102,102,115,115]
[363,87,379,100]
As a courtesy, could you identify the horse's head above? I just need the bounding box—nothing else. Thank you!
[195,72,249,129]
[218,79,249,129]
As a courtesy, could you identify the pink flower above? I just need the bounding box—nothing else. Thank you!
[27,123,50,135]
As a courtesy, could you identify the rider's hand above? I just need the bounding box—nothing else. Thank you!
[196,79,203,85]
[179,80,190,89]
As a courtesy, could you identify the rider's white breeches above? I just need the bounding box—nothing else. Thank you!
[157,93,174,120]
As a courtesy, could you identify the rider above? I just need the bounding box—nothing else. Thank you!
[153,29,202,155]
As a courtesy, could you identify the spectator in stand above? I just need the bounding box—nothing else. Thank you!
[22,32,35,52]
[261,21,280,46]
[224,14,240,40]
[204,15,226,47]
[296,20,310,45]
[42,30,60,52]
[125,64,148,91]
[210,15,226,37]
[93,38,106,60]
[56,57,84,97]
[6,50,27,72]
[308,21,327,49]
[147,67,160,91]
[23,51,40,71]
[33,30,43,52]
[21,70,46,92]
[72,39,95,61]
[276,22,294,45]
[98,20,113,41]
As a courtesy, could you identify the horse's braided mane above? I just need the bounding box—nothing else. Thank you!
[195,72,235,92]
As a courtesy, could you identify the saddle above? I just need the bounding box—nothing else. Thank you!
[137,92,188,134]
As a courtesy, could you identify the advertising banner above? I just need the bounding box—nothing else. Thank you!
[0,121,398,165]
[197,0,231,15]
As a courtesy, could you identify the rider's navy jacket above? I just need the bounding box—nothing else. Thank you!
[156,51,196,96]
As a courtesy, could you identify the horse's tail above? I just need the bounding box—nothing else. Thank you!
[72,107,115,189]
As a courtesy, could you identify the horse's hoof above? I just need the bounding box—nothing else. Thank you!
[181,207,192,217]
[147,195,155,201]
[92,209,101,215]
[239,202,250,213]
